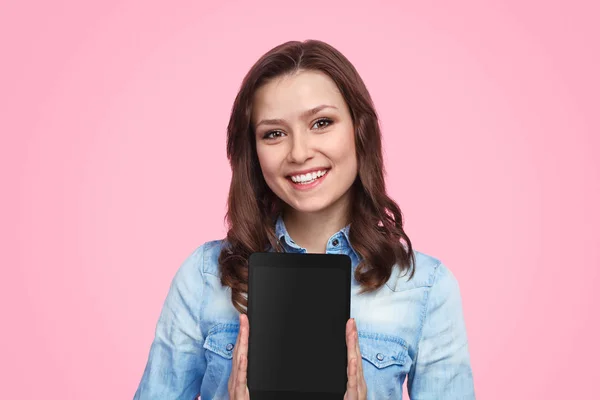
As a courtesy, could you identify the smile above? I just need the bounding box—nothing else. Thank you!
[286,169,330,190]
[289,169,329,184]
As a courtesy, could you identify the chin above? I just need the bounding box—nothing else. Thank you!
[284,197,335,214]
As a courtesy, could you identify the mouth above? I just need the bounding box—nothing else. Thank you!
[286,168,330,189]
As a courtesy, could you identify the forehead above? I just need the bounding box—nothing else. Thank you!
[252,70,345,122]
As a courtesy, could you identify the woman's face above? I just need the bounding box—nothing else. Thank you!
[252,70,358,215]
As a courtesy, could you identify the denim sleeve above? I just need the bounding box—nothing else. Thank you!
[133,245,207,400]
[407,263,476,399]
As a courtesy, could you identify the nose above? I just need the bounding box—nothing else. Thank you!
[287,133,313,164]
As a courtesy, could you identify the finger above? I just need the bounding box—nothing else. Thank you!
[228,314,244,392]
[235,353,248,398]
[353,320,364,378]
[353,321,367,397]
[239,314,249,356]
[235,315,250,397]
[227,314,248,390]
[346,319,356,372]
[346,356,358,400]
[233,314,246,358]
[345,319,359,399]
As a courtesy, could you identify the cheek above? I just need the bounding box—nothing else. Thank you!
[328,130,357,167]
[256,146,283,179]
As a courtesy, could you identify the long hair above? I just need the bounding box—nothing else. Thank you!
[218,39,415,314]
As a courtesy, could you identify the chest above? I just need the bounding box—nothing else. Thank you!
[199,275,429,399]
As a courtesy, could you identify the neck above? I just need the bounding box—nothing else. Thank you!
[282,197,351,254]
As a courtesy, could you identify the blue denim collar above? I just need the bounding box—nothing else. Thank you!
[274,213,361,261]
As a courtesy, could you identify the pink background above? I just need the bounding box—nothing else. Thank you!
[2,0,598,398]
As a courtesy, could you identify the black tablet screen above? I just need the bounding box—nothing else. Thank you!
[248,253,351,398]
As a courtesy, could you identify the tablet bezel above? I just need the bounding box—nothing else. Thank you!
[247,252,352,399]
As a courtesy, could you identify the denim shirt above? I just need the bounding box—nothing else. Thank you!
[133,215,475,399]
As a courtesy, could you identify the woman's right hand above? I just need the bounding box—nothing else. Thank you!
[228,313,251,399]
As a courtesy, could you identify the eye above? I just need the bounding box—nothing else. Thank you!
[312,118,333,130]
[263,130,286,140]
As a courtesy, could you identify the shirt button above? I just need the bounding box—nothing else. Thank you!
[376,353,384,361]
[226,343,234,351]
[332,239,339,246]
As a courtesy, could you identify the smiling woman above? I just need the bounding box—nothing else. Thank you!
[133,40,476,400]
[252,71,357,217]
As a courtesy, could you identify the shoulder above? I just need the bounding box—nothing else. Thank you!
[169,239,226,283]
[386,249,459,293]
[197,239,226,277]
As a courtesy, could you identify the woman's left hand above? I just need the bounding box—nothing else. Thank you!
[344,318,367,400]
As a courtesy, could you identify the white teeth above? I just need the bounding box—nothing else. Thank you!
[290,169,328,183]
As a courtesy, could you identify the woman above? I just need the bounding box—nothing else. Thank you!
[134,39,475,400]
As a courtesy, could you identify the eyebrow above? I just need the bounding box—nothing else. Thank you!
[255,104,338,128]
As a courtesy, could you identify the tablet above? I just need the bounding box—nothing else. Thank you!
[247,252,352,400]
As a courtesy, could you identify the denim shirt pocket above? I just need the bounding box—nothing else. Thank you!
[204,323,239,358]
[202,323,240,396]
[359,331,408,368]
[358,331,409,398]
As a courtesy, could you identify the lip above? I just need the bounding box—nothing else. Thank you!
[287,169,329,191]
[286,167,330,177]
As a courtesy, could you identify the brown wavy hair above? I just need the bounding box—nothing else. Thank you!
[218,39,415,314]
